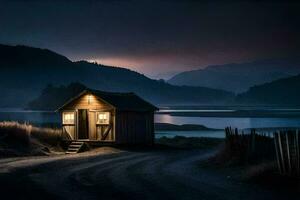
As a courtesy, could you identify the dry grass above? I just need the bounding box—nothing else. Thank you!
[0,121,31,145]
[0,121,62,146]
[0,121,63,157]
[31,126,62,146]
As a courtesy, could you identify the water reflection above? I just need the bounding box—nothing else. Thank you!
[155,114,300,129]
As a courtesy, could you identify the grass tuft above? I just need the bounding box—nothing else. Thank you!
[0,121,63,157]
[0,121,32,145]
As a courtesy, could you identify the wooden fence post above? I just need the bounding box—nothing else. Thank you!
[274,132,282,174]
[277,132,286,175]
[296,129,300,175]
[251,129,255,153]
[285,132,291,174]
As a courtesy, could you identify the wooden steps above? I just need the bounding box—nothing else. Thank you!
[66,141,85,154]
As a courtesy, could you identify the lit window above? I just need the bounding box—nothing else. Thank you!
[63,112,75,124]
[97,112,110,124]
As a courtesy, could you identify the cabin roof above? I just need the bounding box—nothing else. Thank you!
[56,89,159,112]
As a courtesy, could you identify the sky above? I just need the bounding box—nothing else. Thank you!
[0,0,299,79]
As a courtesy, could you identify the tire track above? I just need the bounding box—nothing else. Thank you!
[1,149,289,200]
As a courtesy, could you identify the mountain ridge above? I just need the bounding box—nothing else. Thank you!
[236,74,300,106]
[168,59,300,93]
[0,44,234,108]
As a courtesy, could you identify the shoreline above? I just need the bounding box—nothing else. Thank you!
[154,122,221,131]
[158,110,300,118]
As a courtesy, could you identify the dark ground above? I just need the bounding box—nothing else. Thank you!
[0,148,298,200]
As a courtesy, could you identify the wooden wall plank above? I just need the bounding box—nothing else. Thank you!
[88,111,97,140]
[115,111,154,145]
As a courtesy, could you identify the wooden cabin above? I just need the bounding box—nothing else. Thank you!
[57,89,158,145]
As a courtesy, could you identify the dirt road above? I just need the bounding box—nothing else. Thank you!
[0,148,295,200]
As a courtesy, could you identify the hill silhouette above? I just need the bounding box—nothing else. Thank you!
[0,44,234,108]
[168,59,300,93]
[236,74,300,105]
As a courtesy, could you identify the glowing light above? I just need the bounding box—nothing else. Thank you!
[88,95,92,104]
[63,112,75,124]
[97,112,110,124]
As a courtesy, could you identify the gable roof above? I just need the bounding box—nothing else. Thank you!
[56,89,159,112]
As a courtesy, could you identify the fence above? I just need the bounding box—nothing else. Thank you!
[224,127,275,164]
[225,127,300,177]
[274,130,300,176]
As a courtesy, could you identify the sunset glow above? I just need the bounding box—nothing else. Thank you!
[0,0,298,79]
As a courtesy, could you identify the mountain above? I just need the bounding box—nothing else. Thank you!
[27,82,87,110]
[236,74,300,105]
[168,59,300,93]
[0,44,234,108]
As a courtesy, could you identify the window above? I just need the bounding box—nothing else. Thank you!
[97,112,110,124]
[63,112,75,124]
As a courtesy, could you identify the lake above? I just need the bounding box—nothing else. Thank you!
[1,108,300,138]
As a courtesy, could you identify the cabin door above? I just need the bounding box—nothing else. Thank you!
[77,109,89,139]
